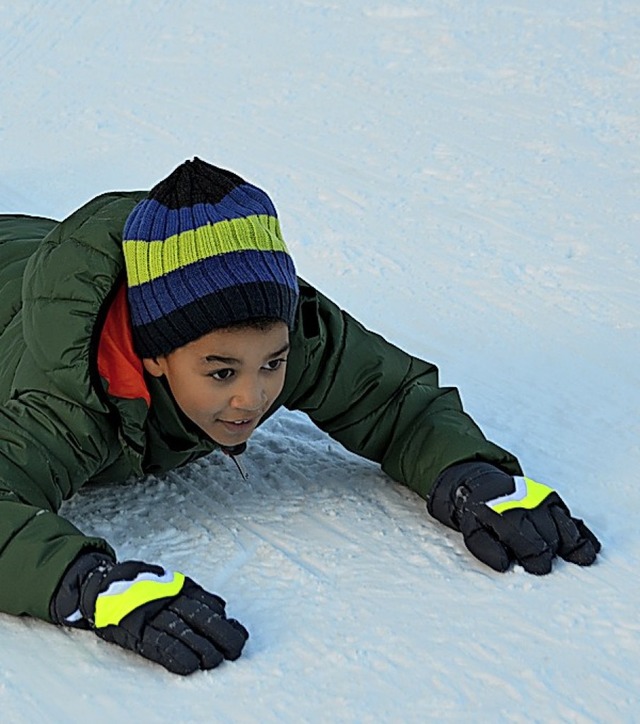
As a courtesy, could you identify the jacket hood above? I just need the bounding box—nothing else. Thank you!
[22,191,147,412]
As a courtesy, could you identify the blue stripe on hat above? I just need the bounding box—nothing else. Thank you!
[123,184,277,241]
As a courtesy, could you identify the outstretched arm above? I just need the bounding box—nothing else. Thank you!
[0,392,249,673]
[279,281,600,573]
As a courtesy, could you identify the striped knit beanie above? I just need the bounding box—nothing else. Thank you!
[122,158,299,358]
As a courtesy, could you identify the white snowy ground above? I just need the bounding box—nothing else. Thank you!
[1,1,639,721]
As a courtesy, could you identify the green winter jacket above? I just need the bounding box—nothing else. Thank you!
[0,191,521,623]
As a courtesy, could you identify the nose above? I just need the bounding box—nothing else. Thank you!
[230,376,266,412]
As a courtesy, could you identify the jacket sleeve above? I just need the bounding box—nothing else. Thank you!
[0,392,117,621]
[279,281,522,500]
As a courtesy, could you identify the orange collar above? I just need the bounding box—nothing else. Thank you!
[97,284,151,406]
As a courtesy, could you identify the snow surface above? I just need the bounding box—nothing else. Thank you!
[1,1,639,722]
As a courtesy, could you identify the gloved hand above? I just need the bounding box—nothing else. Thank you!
[427,462,601,574]
[51,553,248,675]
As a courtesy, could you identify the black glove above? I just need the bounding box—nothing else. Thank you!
[51,554,248,675]
[427,462,601,575]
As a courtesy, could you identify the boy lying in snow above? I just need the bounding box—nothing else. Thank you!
[0,158,599,674]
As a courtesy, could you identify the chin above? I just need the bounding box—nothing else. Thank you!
[208,426,255,448]
[217,434,251,448]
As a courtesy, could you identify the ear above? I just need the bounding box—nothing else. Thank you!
[142,356,166,378]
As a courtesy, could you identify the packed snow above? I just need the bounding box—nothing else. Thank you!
[1,1,639,722]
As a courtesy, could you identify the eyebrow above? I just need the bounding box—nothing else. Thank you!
[202,343,290,366]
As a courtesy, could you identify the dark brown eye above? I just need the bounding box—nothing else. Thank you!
[211,368,234,381]
[263,358,287,371]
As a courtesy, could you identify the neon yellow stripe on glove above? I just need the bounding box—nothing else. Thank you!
[94,570,186,628]
[485,477,554,514]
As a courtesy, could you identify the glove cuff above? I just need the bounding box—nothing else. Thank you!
[427,461,513,530]
[50,552,115,627]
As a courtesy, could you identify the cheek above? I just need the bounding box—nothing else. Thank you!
[175,380,223,418]
[268,369,287,399]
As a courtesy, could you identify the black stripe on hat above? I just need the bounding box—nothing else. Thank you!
[149,158,247,209]
[132,281,300,358]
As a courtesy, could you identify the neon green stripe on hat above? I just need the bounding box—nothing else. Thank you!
[123,214,288,287]
[94,571,186,628]
[487,477,554,514]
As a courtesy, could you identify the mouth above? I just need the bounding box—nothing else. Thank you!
[217,417,258,435]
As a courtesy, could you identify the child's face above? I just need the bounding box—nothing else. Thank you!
[143,322,290,447]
